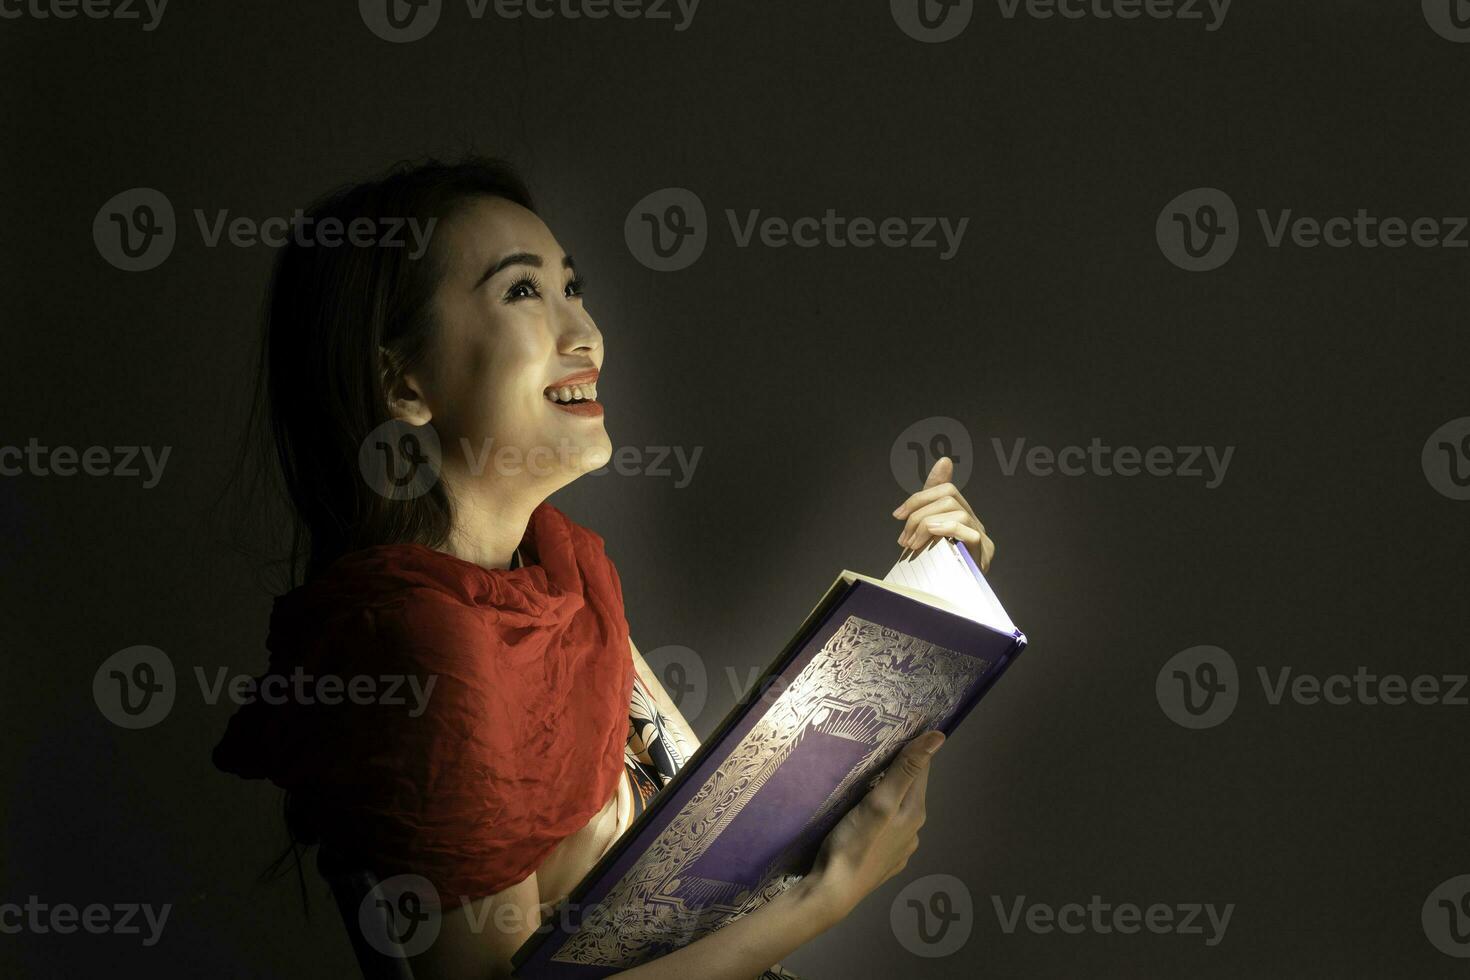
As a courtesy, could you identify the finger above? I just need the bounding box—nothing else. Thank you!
[893,481,977,524]
[898,498,970,542]
[923,456,953,490]
[897,762,930,821]
[916,517,995,573]
[921,515,983,553]
[865,732,944,819]
[899,505,973,549]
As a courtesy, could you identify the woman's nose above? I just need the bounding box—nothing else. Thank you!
[555,303,602,355]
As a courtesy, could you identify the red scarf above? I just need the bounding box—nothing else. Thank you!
[212,502,633,904]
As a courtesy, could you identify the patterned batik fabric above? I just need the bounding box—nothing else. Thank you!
[623,672,688,819]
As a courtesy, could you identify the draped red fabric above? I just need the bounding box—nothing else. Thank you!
[212,502,634,905]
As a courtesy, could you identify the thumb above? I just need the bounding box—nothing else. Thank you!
[868,731,945,814]
[923,456,953,490]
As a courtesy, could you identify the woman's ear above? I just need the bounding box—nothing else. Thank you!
[380,347,433,426]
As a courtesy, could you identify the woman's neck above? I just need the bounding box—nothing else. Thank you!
[441,484,543,571]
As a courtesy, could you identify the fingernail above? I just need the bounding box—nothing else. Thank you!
[925,520,949,530]
[922,732,944,754]
[892,506,905,517]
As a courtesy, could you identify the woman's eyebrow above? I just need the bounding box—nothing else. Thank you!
[474,252,577,288]
[476,251,540,288]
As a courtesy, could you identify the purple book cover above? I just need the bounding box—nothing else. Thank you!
[512,577,1026,978]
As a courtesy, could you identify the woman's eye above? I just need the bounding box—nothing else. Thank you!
[504,275,542,301]
[565,276,587,299]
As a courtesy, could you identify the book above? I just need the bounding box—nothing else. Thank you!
[511,537,1028,978]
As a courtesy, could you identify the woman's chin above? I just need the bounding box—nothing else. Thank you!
[572,433,613,474]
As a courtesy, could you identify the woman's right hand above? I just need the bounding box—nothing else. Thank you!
[806,730,946,924]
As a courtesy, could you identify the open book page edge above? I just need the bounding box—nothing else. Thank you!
[845,555,1019,638]
[841,569,988,628]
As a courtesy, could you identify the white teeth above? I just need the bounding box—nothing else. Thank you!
[545,382,598,404]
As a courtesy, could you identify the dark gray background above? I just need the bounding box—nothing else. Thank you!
[2,0,1468,976]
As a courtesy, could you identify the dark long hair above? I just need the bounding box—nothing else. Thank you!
[257,155,534,584]
[234,155,536,905]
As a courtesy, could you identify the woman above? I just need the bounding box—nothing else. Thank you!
[213,157,997,979]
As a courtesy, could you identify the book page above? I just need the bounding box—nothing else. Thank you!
[881,538,1017,635]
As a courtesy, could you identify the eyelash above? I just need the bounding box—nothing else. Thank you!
[503,273,588,302]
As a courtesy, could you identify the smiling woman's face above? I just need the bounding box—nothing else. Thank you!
[393,195,611,493]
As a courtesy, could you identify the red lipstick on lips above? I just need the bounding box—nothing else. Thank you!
[545,369,604,417]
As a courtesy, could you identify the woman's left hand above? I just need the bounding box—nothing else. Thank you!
[891,456,996,573]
